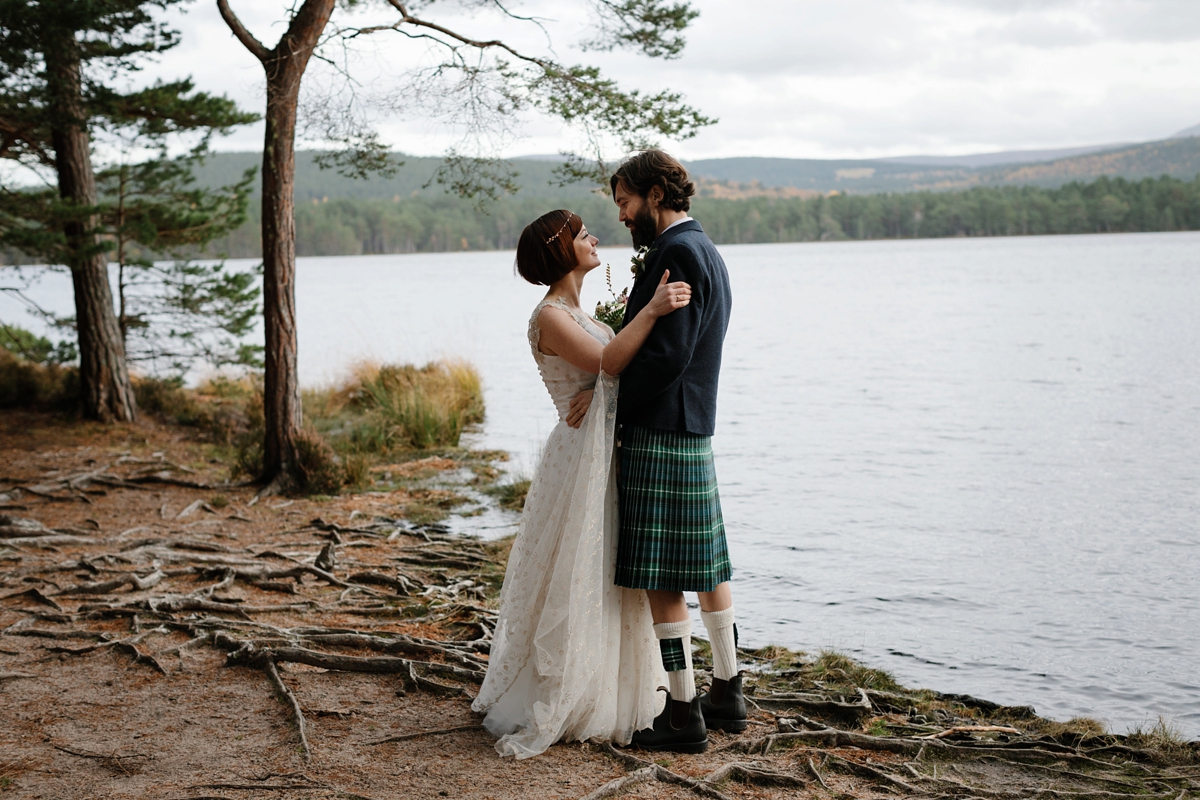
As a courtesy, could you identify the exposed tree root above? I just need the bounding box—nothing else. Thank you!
[595,742,732,800]
[922,724,1023,739]
[259,654,311,760]
[721,725,928,756]
[1,509,497,765]
[369,724,483,745]
[702,761,809,788]
[578,766,657,800]
[824,752,918,793]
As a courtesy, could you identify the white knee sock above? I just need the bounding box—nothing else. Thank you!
[653,619,695,703]
[701,606,738,681]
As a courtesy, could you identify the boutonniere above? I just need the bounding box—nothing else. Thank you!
[630,246,652,279]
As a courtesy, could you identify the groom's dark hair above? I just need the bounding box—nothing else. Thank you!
[610,149,695,212]
[515,209,583,286]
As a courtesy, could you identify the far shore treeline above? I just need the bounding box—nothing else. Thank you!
[193,173,1200,258]
[4,169,1199,266]
[4,173,1197,266]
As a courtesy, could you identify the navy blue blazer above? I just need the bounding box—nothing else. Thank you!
[618,219,731,436]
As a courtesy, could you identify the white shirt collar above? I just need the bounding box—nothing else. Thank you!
[662,216,693,234]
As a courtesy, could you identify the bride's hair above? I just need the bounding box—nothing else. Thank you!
[516,209,582,285]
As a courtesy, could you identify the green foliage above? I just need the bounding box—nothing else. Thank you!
[0,322,76,364]
[0,0,258,377]
[261,192,628,257]
[132,374,253,447]
[593,262,629,332]
[590,0,701,59]
[298,360,485,462]
[692,175,1200,243]
[1,157,261,376]
[0,1,256,173]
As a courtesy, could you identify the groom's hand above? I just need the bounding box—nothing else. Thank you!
[567,389,593,428]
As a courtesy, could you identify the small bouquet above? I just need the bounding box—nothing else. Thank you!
[594,262,629,332]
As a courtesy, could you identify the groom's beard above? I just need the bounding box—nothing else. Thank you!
[628,206,658,250]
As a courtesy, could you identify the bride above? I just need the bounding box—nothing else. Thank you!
[471,209,693,758]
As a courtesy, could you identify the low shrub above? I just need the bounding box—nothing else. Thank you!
[0,349,79,410]
[230,390,265,481]
[294,427,345,496]
[134,374,255,445]
[133,376,202,422]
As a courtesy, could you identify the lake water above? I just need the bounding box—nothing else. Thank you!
[5,232,1198,737]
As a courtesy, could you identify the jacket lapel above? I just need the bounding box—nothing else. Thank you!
[628,220,702,304]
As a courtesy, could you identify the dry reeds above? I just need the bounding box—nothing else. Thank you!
[0,349,79,410]
[329,359,484,453]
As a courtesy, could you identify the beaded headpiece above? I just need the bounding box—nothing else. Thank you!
[545,213,575,244]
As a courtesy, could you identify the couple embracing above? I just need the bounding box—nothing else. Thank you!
[471,150,743,758]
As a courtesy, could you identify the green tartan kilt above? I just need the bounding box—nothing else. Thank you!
[616,425,732,592]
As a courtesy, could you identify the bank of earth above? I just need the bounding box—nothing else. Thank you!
[1,411,1196,799]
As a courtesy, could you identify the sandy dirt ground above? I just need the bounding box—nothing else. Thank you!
[2,412,1196,800]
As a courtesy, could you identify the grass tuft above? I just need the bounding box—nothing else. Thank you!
[489,477,531,511]
[807,649,902,692]
[1127,716,1196,763]
[348,360,484,451]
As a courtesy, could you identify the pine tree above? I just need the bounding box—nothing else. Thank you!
[0,0,256,419]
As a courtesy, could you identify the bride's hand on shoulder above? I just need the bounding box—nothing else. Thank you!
[645,269,691,318]
[567,388,593,428]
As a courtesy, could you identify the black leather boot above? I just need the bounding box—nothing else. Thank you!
[698,673,747,733]
[630,692,708,753]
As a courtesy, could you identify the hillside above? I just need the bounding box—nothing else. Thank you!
[685,138,1200,194]
[192,136,1200,201]
[980,137,1200,188]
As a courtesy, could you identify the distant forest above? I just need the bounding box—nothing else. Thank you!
[200,174,1200,258]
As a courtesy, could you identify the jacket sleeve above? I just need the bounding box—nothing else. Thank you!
[618,242,707,410]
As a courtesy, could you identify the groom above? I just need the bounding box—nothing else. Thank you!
[611,150,743,753]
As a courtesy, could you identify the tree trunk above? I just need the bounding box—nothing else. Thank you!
[46,36,136,422]
[259,74,305,489]
[218,0,336,491]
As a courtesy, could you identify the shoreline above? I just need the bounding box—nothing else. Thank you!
[1,409,1197,798]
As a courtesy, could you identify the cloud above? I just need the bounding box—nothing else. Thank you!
[138,0,1200,161]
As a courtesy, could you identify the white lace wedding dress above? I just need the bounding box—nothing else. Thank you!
[471,297,665,759]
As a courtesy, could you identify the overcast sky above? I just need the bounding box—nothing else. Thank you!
[154,0,1200,160]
